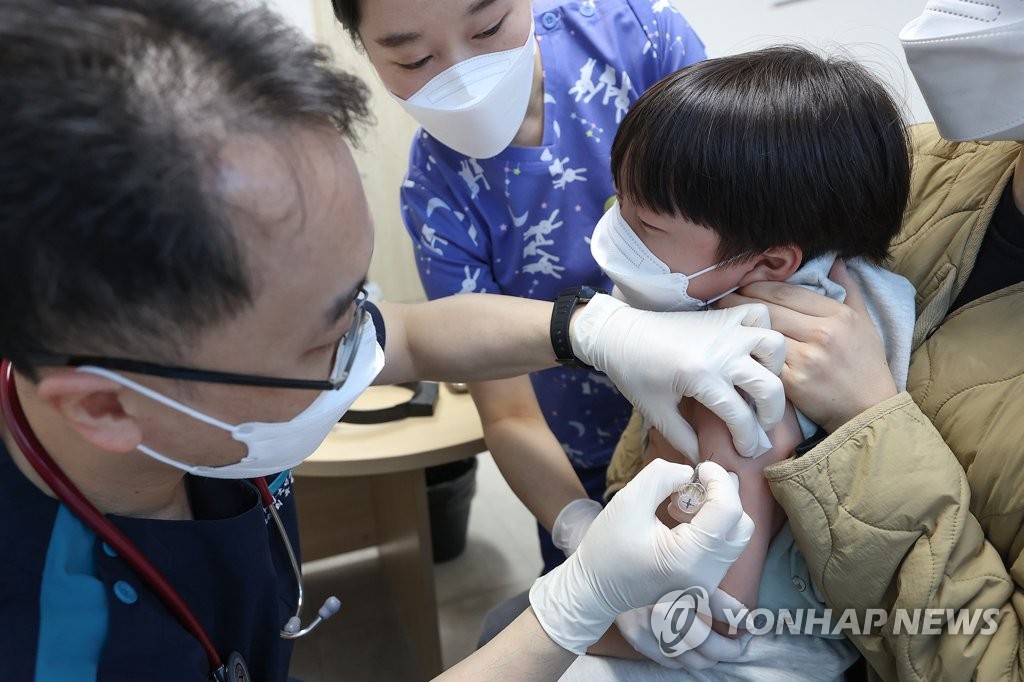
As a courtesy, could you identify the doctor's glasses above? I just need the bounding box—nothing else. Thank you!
[23,289,369,391]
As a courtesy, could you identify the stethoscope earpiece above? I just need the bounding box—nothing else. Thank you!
[280,595,343,639]
[259,478,341,640]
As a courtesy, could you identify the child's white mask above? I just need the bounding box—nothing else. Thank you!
[590,202,739,312]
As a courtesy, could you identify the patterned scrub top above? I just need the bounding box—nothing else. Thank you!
[401,0,706,469]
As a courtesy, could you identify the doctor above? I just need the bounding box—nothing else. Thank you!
[0,0,780,680]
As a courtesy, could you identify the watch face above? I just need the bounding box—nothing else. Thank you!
[557,285,584,300]
[558,285,603,301]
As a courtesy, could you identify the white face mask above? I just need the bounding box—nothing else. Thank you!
[590,202,739,312]
[78,314,385,479]
[391,20,537,159]
[900,0,1024,141]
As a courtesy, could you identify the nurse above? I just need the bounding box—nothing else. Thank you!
[331,0,716,572]
[0,0,782,679]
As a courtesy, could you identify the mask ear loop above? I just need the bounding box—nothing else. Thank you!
[76,366,244,471]
[684,262,723,279]
[76,366,237,432]
[690,253,755,309]
[686,250,753,280]
[700,285,741,310]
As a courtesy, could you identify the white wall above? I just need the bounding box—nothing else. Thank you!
[312,3,428,303]
[675,0,931,123]
[255,0,428,303]
[264,0,316,39]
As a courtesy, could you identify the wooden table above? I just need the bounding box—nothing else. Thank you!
[293,383,485,679]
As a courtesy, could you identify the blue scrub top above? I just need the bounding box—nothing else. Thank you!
[401,0,706,470]
[0,440,299,680]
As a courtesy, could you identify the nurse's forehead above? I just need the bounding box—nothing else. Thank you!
[371,0,502,48]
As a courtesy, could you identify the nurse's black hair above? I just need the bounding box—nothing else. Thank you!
[611,45,911,264]
[331,0,363,43]
[0,0,370,377]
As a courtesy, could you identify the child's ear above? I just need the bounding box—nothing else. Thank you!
[737,246,802,286]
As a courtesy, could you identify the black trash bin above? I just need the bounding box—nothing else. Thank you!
[425,456,478,562]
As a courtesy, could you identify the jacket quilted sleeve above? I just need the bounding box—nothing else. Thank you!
[764,393,1022,681]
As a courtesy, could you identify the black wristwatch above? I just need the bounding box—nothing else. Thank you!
[550,285,605,369]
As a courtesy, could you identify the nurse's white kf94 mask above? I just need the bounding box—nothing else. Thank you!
[392,20,537,159]
[591,202,740,312]
[900,0,1024,141]
[77,314,385,479]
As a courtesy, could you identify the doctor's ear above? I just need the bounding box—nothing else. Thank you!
[36,372,143,454]
[736,245,802,286]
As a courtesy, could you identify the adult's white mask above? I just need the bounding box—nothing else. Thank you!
[391,20,537,159]
[900,0,1024,141]
[591,202,739,312]
[77,314,385,479]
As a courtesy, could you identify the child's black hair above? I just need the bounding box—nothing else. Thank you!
[611,45,911,263]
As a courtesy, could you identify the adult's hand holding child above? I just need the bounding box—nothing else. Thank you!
[720,260,898,434]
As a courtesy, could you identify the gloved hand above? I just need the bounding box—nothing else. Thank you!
[551,498,604,556]
[615,588,752,670]
[529,460,753,655]
[570,294,785,458]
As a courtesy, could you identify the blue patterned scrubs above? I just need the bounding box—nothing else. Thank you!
[401,0,705,569]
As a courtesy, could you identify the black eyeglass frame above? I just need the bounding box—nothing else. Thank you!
[23,289,369,392]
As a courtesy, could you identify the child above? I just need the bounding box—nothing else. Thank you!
[572,46,916,680]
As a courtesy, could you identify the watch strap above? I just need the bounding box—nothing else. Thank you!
[550,286,604,369]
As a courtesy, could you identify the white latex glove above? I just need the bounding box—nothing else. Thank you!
[616,588,752,670]
[552,498,603,557]
[571,294,785,458]
[529,460,753,655]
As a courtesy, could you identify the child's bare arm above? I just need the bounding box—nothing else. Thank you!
[642,408,697,467]
[586,624,647,660]
[678,399,801,624]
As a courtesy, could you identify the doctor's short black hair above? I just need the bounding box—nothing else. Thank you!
[0,0,370,377]
[611,45,911,264]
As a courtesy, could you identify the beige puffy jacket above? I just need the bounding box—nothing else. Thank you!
[606,124,1024,680]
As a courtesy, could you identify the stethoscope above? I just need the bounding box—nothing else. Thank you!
[0,360,340,682]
